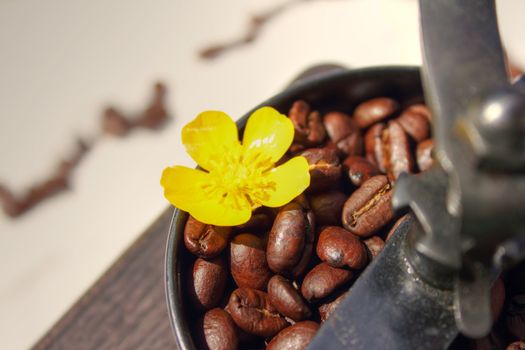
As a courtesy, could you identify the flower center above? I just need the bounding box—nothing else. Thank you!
[202,149,276,210]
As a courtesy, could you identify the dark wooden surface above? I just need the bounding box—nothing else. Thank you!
[32,207,178,350]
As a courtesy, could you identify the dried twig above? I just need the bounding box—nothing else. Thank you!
[199,0,332,60]
[0,82,170,218]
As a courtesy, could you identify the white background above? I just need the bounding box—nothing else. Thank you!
[0,0,523,349]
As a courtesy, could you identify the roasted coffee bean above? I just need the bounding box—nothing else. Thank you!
[323,112,362,156]
[491,277,505,322]
[309,191,347,226]
[386,214,409,242]
[505,294,525,339]
[354,97,399,128]
[235,207,274,233]
[404,103,432,121]
[266,321,319,350]
[189,257,228,311]
[301,262,353,301]
[364,123,386,169]
[289,100,326,147]
[342,175,394,237]
[300,148,342,192]
[363,235,385,260]
[381,120,415,181]
[292,193,310,210]
[318,291,347,322]
[416,139,434,172]
[224,304,259,345]
[230,233,272,290]
[184,215,232,259]
[397,107,430,142]
[267,275,311,321]
[203,308,239,350]
[267,202,315,277]
[323,112,356,145]
[507,341,525,350]
[227,288,289,337]
[343,156,380,187]
[317,226,368,269]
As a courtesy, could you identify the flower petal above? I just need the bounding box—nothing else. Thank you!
[189,196,252,226]
[160,166,208,209]
[182,111,240,171]
[161,165,251,226]
[242,107,294,163]
[258,156,310,207]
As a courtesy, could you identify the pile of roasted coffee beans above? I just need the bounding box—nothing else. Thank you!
[182,98,525,350]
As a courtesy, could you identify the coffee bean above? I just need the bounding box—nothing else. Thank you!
[267,275,311,322]
[381,120,415,182]
[416,139,434,172]
[323,112,362,156]
[318,291,347,322]
[404,104,432,121]
[227,288,289,337]
[230,233,272,290]
[505,294,525,339]
[316,226,368,269]
[354,97,398,128]
[342,175,394,237]
[364,123,386,169]
[300,148,342,192]
[363,235,385,260]
[289,100,326,147]
[301,262,353,301]
[224,304,260,345]
[203,308,239,350]
[235,207,274,233]
[266,321,319,350]
[309,191,347,226]
[291,193,310,211]
[323,112,356,144]
[267,202,315,278]
[343,156,380,187]
[507,341,525,350]
[386,214,409,242]
[184,215,232,259]
[189,257,228,311]
[397,106,430,143]
[366,120,415,181]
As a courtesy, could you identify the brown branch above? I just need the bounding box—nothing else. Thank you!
[199,0,330,60]
[101,82,169,136]
[0,138,91,217]
[0,82,170,219]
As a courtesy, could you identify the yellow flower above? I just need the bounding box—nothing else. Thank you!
[160,107,310,226]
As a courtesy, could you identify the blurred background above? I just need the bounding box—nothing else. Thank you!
[0,0,523,349]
